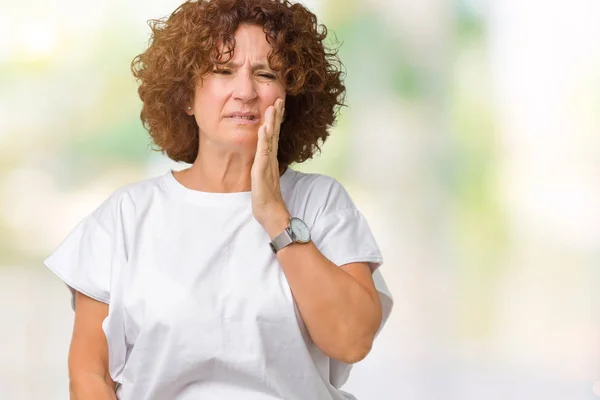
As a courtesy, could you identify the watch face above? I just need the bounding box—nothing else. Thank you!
[290,217,311,243]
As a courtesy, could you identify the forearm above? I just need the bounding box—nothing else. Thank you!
[277,242,380,361]
[70,373,117,400]
[263,212,381,363]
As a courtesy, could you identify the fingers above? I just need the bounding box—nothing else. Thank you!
[260,107,275,157]
[259,125,271,157]
[258,98,284,158]
[263,98,284,137]
[265,104,276,136]
[272,98,284,155]
[274,98,284,132]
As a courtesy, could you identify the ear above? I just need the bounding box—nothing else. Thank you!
[185,105,194,116]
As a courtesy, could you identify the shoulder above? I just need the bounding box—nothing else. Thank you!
[89,172,168,227]
[284,168,357,220]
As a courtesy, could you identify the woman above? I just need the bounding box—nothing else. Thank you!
[44,0,393,399]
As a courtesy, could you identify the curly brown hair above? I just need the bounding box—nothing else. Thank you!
[131,0,346,166]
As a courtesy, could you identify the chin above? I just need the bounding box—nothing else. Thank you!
[225,129,259,151]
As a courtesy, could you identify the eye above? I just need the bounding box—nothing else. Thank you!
[213,68,232,75]
[258,72,276,80]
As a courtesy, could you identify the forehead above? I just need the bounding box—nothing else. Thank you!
[221,24,273,61]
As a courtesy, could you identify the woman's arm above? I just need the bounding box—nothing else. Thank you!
[264,214,383,364]
[251,100,383,364]
[69,291,117,400]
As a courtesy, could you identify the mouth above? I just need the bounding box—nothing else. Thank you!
[225,113,260,126]
[226,113,260,121]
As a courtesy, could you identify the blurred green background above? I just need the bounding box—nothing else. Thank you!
[1,0,599,399]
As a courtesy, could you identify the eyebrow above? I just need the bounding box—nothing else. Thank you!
[221,61,274,71]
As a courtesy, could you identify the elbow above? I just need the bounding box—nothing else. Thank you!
[325,330,376,364]
[336,340,373,364]
[315,298,383,364]
[337,310,381,364]
[69,371,116,399]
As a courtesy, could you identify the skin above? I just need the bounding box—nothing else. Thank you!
[68,23,382,398]
[68,292,116,399]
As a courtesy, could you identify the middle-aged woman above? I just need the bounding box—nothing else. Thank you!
[44,0,394,399]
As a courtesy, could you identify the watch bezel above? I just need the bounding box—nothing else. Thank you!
[289,217,311,243]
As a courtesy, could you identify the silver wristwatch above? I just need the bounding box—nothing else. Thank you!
[269,217,311,254]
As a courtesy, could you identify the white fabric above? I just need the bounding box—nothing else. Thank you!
[44,167,394,400]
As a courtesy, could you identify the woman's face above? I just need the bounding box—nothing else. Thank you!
[188,24,286,155]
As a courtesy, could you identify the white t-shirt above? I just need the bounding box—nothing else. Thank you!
[44,167,393,400]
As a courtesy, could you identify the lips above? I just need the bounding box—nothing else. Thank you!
[225,112,260,121]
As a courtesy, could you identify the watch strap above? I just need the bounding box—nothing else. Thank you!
[269,227,294,254]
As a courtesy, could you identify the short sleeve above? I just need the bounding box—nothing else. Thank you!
[311,208,383,272]
[43,198,120,310]
[44,187,133,384]
[309,181,394,388]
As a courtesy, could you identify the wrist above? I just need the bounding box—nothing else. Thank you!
[262,209,291,239]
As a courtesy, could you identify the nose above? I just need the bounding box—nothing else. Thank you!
[232,70,257,103]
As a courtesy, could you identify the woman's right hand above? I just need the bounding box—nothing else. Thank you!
[68,291,117,400]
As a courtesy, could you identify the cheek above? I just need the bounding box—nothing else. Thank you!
[194,80,229,107]
[194,87,227,122]
[260,84,286,104]
[271,83,286,99]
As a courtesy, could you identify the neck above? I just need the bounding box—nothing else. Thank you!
[176,142,286,193]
